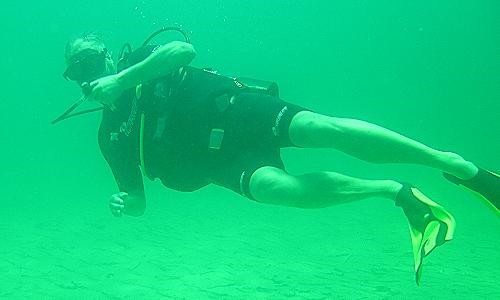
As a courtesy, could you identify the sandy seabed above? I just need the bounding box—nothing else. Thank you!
[1,186,498,300]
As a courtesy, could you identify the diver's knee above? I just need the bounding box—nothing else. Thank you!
[249,167,301,205]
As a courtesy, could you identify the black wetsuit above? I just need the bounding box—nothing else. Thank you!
[98,47,310,200]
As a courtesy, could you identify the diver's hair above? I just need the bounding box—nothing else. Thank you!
[65,32,106,64]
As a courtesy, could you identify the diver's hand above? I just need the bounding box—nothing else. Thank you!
[109,192,128,217]
[87,74,125,111]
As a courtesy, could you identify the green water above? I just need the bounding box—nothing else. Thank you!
[1,1,498,299]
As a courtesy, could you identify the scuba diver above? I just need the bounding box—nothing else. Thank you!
[57,30,499,285]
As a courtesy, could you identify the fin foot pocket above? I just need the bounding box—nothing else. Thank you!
[396,184,456,285]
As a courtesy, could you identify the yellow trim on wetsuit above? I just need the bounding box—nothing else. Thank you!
[135,84,150,179]
[139,112,150,178]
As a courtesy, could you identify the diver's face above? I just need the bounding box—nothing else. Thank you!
[63,47,115,84]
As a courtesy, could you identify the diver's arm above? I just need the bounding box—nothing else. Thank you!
[110,173,146,217]
[88,41,195,108]
[116,41,196,90]
[106,175,146,217]
[99,123,147,217]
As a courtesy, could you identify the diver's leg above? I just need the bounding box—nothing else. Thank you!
[288,111,478,180]
[248,166,402,208]
[248,166,456,284]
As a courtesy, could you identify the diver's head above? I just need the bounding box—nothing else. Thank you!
[63,33,116,84]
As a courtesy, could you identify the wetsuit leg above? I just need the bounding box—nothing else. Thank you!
[208,93,312,199]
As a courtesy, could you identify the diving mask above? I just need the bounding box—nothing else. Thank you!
[63,48,108,82]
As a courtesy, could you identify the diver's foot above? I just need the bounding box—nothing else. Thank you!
[396,184,433,233]
[440,152,478,180]
[443,167,500,214]
[395,184,456,285]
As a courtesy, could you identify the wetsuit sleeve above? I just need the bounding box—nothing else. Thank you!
[98,124,145,198]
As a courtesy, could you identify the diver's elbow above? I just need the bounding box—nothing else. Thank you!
[175,41,196,65]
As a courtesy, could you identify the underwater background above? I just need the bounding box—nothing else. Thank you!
[0,0,498,299]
